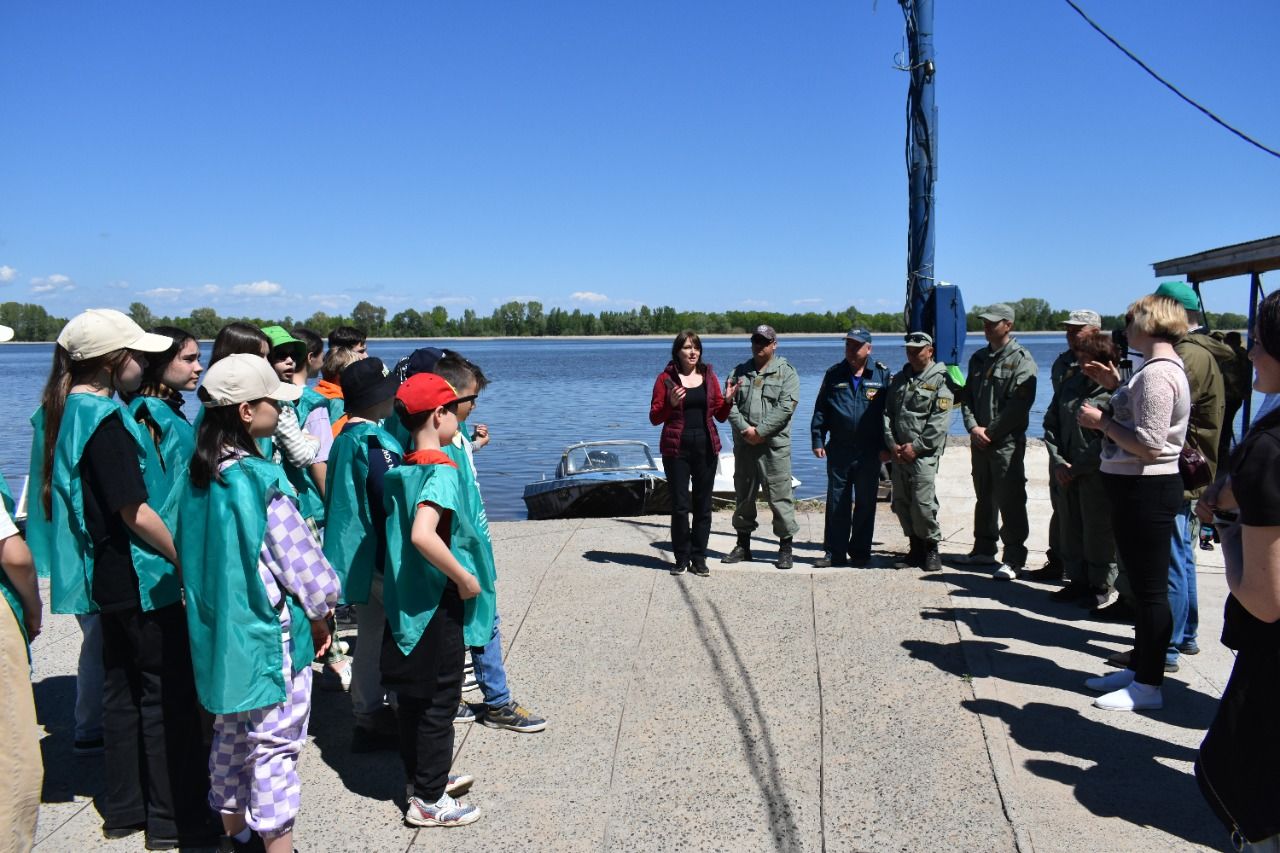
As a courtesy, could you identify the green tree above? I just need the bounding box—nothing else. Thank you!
[128,301,154,329]
[351,301,386,336]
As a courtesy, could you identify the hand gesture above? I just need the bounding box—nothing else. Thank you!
[1077,403,1105,431]
[725,379,742,400]
[898,443,917,463]
[743,426,764,446]
[456,573,482,601]
[667,383,686,408]
[309,618,332,658]
[471,423,490,450]
[1081,360,1120,391]
[969,425,991,450]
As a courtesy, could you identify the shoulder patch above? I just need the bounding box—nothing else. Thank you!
[937,398,952,411]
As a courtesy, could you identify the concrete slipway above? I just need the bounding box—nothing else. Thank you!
[28,443,1231,852]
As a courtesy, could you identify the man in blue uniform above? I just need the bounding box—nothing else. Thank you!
[810,328,892,568]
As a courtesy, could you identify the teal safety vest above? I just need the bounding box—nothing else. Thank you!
[0,473,29,647]
[443,439,497,647]
[284,388,327,528]
[171,456,314,714]
[382,461,468,655]
[31,395,179,614]
[129,395,195,506]
[322,421,403,605]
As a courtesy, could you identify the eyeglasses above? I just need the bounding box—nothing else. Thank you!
[904,334,930,344]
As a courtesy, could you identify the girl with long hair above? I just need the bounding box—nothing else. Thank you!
[127,325,203,503]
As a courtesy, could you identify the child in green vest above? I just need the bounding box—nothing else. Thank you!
[382,373,483,827]
[430,354,545,733]
[173,353,340,853]
[322,357,404,750]
[33,309,212,847]
[126,325,203,505]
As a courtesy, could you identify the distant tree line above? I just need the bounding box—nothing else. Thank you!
[0,297,1252,343]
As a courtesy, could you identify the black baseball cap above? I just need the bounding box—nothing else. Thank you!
[342,357,401,413]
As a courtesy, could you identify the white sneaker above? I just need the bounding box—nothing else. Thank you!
[1093,682,1162,711]
[955,552,999,566]
[992,564,1022,581]
[1085,668,1135,692]
[1094,588,1119,610]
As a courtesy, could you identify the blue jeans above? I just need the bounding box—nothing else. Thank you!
[75,613,104,742]
[1167,501,1200,664]
[471,614,510,709]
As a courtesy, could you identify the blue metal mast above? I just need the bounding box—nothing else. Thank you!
[901,0,936,333]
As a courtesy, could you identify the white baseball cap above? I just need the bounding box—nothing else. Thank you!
[56,309,173,361]
[200,354,303,407]
[0,324,13,343]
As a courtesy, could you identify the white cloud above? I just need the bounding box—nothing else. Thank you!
[0,265,15,283]
[792,298,823,307]
[140,287,183,299]
[30,273,75,294]
[740,299,770,308]
[571,291,609,304]
[199,284,221,296]
[231,280,283,297]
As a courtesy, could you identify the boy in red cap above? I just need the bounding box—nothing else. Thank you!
[380,373,483,827]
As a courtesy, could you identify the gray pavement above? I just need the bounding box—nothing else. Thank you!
[28,443,1230,851]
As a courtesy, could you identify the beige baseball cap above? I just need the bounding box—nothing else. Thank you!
[200,354,303,407]
[57,308,173,361]
[0,324,13,343]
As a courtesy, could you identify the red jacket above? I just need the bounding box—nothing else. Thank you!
[649,361,731,457]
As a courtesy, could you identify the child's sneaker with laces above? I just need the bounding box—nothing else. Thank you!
[404,792,480,827]
[481,700,547,733]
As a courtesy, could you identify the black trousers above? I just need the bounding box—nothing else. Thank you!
[99,603,211,838]
[383,584,463,803]
[1103,472,1182,686]
[664,443,717,563]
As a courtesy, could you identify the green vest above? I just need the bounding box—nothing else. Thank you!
[128,396,195,506]
[171,456,313,714]
[385,416,412,455]
[323,421,403,605]
[34,395,179,614]
[382,461,467,655]
[283,389,327,527]
[444,440,498,647]
[0,473,29,647]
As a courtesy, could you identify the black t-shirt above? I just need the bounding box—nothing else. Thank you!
[82,414,149,612]
[363,433,402,574]
[1233,409,1280,527]
[680,383,708,446]
[1222,408,1280,649]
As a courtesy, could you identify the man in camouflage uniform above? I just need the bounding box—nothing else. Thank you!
[882,331,954,572]
[1028,309,1101,583]
[955,303,1038,580]
[724,324,801,570]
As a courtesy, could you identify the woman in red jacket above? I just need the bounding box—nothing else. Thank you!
[650,331,738,576]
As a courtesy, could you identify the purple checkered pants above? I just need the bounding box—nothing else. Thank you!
[208,638,312,838]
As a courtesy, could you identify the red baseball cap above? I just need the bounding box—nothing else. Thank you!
[396,373,474,415]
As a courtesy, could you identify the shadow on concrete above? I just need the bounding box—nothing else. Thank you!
[965,698,1222,849]
[307,634,407,807]
[34,675,104,805]
[672,581,805,853]
[582,550,672,573]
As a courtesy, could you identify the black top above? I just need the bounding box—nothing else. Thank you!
[364,433,402,574]
[1222,408,1280,650]
[679,382,708,451]
[83,414,149,612]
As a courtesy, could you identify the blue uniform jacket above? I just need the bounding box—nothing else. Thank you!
[810,359,892,458]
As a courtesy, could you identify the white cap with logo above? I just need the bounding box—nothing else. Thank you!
[57,309,173,361]
[200,354,303,407]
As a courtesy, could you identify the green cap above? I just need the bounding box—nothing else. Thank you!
[1154,281,1201,312]
[260,325,307,366]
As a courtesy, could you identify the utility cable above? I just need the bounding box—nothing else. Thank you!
[1062,0,1280,160]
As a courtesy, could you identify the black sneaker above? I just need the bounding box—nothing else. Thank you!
[481,700,547,733]
[454,702,477,724]
[690,558,710,577]
[1179,640,1200,655]
[775,540,794,571]
[670,560,689,576]
[1049,582,1091,602]
[922,546,942,572]
[721,543,752,564]
[103,823,145,841]
[219,833,266,853]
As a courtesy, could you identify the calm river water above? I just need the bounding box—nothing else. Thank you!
[0,333,1255,520]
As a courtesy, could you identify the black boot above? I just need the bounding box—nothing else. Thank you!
[775,537,793,570]
[721,533,753,564]
[922,541,942,572]
[894,537,923,569]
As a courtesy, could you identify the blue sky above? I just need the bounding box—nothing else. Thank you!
[2,1,1277,322]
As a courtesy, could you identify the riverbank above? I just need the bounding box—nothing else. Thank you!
[28,444,1229,851]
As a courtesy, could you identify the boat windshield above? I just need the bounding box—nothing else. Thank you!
[563,444,655,474]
